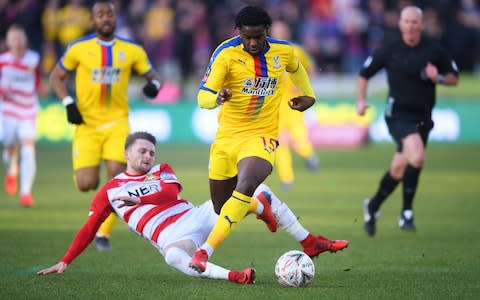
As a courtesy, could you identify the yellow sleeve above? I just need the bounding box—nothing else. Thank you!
[287,62,315,98]
[59,44,79,71]
[133,46,153,75]
[197,89,218,109]
[294,45,314,74]
[200,49,229,94]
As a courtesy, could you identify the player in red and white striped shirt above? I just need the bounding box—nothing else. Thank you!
[37,131,348,283]
[0,24,48,207]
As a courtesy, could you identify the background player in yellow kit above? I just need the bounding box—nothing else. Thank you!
[190,6,347,273]
[50,0,161,251]
[270,20,319,190]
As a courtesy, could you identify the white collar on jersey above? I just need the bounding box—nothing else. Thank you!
[96,38,116,47]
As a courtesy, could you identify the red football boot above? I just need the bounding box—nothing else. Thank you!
[189,249,208,273]
[255,191,277,232]
[228,267,256,285]
[5,175,18,196]
[19,194,34,207]
[301,234,349,258]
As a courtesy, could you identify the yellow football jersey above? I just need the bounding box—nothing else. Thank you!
[199,36,299,139]
[279,44,314,128]
[60,34,152,126]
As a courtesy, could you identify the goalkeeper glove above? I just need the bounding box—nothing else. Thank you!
[62,96,84,124]
[143,79,161,99]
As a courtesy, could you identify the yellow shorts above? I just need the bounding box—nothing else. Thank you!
[72,118,129,170]
[208,135,278,180]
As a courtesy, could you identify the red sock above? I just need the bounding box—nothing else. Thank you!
[300,233,315,248]
[228,270,242,282]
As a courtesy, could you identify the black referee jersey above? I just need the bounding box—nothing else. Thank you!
[359,36,458,120]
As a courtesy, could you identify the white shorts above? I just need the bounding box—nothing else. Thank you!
[156,201,218,255]
[1,116,36,146]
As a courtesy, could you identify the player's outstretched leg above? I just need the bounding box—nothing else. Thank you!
[165,247,254,284]
[3,148,18,196]
[253,184,349,258]
[95,213,117,251]
[18,144,36,207]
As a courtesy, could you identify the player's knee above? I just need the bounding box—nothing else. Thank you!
[235,179,260,196]
[164,247,182,267]
[76,177,99,192]
[409,154,425,168]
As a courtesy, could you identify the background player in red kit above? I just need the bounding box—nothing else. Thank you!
[0,24,48,207]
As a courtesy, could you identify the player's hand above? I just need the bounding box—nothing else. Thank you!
[288,96,315,112]
[113,196,141,208]
[65,103,84,124]
[37,262,68,275]
[423,62,438,82]
[216,88,232,105]
[143,80,161,99]
[356,100,369,116]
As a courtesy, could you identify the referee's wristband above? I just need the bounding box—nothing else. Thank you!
[437,74,445,84]
[62,96,74,106]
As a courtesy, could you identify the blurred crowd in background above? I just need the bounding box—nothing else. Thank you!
[1,0,479,101]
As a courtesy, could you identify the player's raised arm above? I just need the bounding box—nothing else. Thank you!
[286,61,315,112]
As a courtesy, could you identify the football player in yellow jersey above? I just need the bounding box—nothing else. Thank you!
[189,6,348,273]
[270,20,319,190]
[50,0,161,251]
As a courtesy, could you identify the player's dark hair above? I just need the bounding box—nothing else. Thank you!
[125,132,156,150]
[234,6,272,29]
[7,23,25,33]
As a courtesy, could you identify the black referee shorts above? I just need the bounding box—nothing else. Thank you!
[385,117,434,152]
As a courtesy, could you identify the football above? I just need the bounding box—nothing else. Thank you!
[274,250,315,287]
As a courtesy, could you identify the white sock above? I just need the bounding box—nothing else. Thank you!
[20,145,36,195]
[200,243,214,257]
[3,148,18,176]
[254,199,264,215]
[2,148,8,167]
[164,247,229,280]
[254,183,309,241]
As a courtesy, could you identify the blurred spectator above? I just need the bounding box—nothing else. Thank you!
[40,0,60,75]
[143,0,175,75]
[302,0,343,73]
[56,0,91,51]
[0,0,478,99]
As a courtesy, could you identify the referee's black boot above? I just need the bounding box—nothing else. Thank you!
[398,210,416,231]
[363,199,379,237]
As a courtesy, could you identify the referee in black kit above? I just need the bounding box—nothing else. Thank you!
[356,6,459,237]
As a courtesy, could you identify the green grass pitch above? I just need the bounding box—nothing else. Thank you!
[1,144,479,299]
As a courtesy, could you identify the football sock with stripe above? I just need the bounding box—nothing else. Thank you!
[202,191,251,253]
[369,170,400,212]
[96,213,117,238]
[402,164,422,211]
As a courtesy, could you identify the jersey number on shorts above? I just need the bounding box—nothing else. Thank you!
[261,137,278,154]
